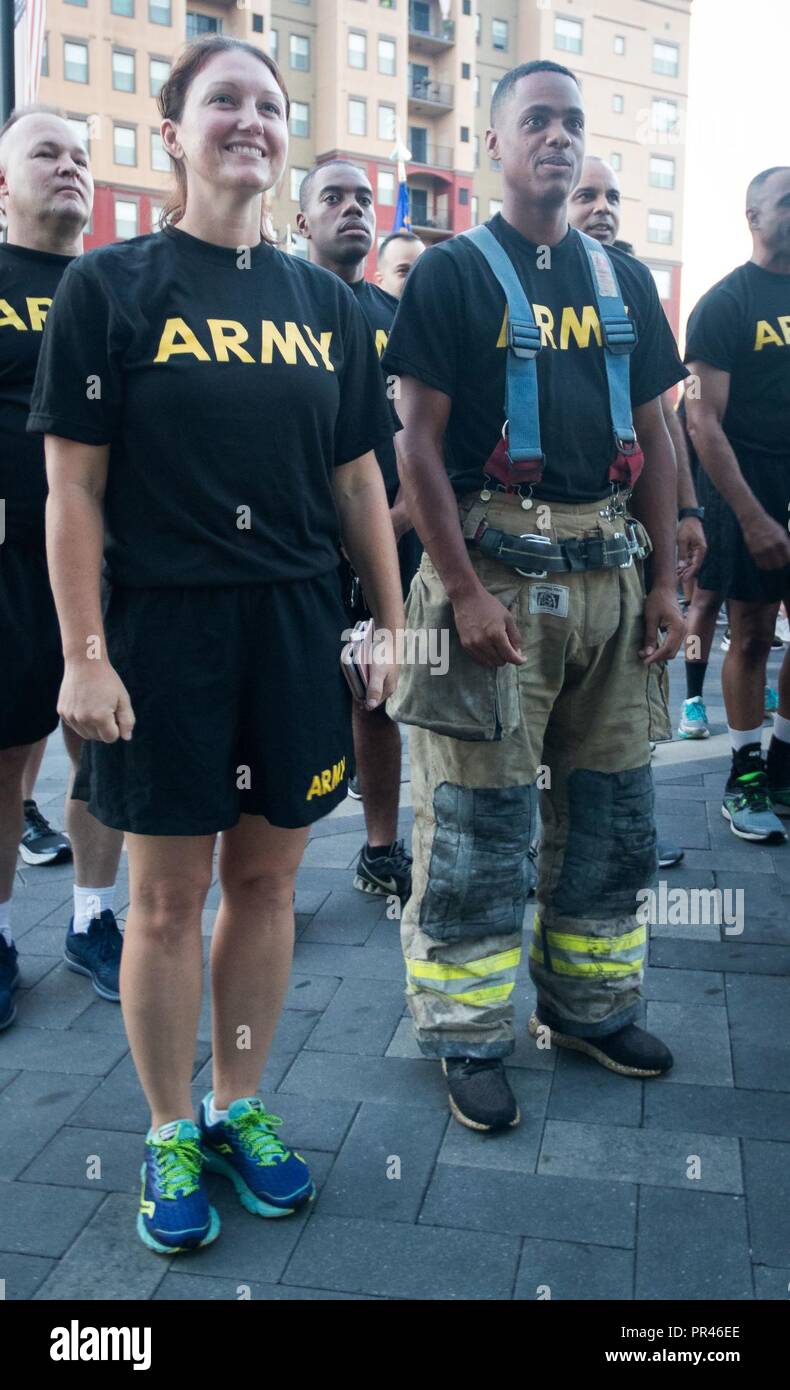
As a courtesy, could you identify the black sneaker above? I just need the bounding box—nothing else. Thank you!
[353,839,412,900]
[19,800,72,866]
[442,1057,520,1131]
[657,842,684,868]
[528,1012,673,1077]
[347,776,362,801]
[64,910,123,1001]
[0,938,20,1031]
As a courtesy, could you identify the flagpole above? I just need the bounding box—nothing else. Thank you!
[1,0,15,122]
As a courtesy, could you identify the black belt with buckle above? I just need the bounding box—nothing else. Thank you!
[471,522,638,575]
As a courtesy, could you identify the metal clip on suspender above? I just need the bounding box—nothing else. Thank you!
[461,225,638,469]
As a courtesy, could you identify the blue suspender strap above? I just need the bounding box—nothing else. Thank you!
[462,225,544,466]
[576,228,638,452]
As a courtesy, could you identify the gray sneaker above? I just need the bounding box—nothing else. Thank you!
[722,767,787,843]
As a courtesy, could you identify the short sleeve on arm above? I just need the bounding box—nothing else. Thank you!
[27,260,123,445]
[627,267,688,407]
[683,284,739,373]
[381,245,462,397]
[334,292,396,467]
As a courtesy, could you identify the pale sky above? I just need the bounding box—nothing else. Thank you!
[681,0,790,337]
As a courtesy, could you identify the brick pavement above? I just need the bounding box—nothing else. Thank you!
[1,633,789,1301]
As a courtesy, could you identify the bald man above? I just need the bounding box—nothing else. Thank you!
[0,107,124,1030]
[375,231,425,301]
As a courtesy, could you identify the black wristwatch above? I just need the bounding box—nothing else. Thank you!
[678,506,705,521]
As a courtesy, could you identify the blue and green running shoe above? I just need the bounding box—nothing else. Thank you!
[677,696,710,739]
[722,746,787,844]
[137,1119,220,1254]
[199,1094,314,1217]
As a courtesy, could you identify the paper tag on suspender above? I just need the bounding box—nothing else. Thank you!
[588,246,618,300]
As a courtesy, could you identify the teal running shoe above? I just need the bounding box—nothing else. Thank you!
[722,749,787,844]
[677,696,710,739]
[137,1119,219,1254]
[764,686,779,717]
[199,1095,314,1217]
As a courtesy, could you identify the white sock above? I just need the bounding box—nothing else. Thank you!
[206,1093,230,1125]
[72,884,116,935]
[0,899,12,948]
[728,726,763,752]
[773,714,790,744]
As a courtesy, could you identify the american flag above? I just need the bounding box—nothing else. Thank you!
[14,0,47,107]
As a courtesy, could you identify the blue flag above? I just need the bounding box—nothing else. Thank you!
[392,162,411,233]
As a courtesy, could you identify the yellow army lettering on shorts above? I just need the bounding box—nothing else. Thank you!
[305,757,347,801]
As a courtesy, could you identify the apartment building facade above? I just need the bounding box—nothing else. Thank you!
[34,0,690,331]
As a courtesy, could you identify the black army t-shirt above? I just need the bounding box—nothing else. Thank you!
[28,227,395,587]
[382,215,686,503]
[348,277,399,501]
[684,261,790,460]
[0,242,73,545]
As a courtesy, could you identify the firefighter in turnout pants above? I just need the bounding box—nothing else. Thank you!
[383,61,687,1132]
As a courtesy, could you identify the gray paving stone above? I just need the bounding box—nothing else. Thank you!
[0,1070,99,1180]
[714,873,790,920]
[0,1026,128,1075]
[0,1252,55,1300]
[438,1070,551,1174]
[13,954,60,989]
[193,1050,296,1098]
[11,921,77,955]
[655,808,710,850]
[514,1239,634,1301]
[318,1102,447,1221]
[635,1188,752,1300]
[364,917,406,951]
[282,1214,519,1300]
[13,963,103,1029]
[645,1000,733,1087]
[538,1119,742,1193]
[420,1165,637,1248]
[742,1140,790,1267]
[284,973,342,1012]
[279,1051,449,1110]
[0,1181,102,1257]
[19,1125,143,1192]
[309,813,367,840]
[753,1265,790,1299]
[726,974,790,1093]
[292,940,407,982]
[66,997,128,1034]
[153,1272,376,1300]
[33,1194,167,1300]
[301,833,364,869]
[642,965,725,1005]
[72,1045,211,1132]
[293,889,330,918]
[299,890,386,945]
[651,937,790,976]
[305,977,405,1056]
[547,1050,643,1127]
[253,1094,357,1152]
[645,1082,790,1142]
[0,1070,19,1094]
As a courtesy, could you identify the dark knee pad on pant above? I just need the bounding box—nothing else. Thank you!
[550,765,656,919]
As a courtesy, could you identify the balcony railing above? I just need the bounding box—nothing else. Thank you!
[408,77,454,109]
[410,144,453,170]
[408,209,452,231]
[409,4,455,48]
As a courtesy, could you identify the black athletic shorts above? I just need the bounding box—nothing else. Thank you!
[74,571,354,835]
[0,541,62,750]
[340,528,423,623]
[697,456,790,604]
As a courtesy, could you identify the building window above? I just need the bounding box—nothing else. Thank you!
[378,37,396,75]
[461,62,470,80]
[554,16,582,54]
[648,211,673,245]
[378,169,395,205]
[40,33,48,77]
[290,232,309,260]
[348,31,366,69]
[252,14,264,34]
[653,41,679,77]
[378,104,396,141]
[650,266,672,300]
[290,167,307,203]
[463,0,471,14]
[115,198,138,241]
[186,12,221,40]
[611,151,622,171]
[149,0,171,25]
[491,19,508,51]
[348,98,366,137]
[112,0,134,14]
[473,134,479,168]
[290,34,310,71]
[614,34,625,55]
[471,194,478,224]
[290,101,309,138]
[113,124,137,166]
[474,12,480,44]
[489,198,503,217]
[65,0,87,6]
[474,73,480,107]
[460,125,469,142]
[651,98,678,133]
[650,155,675,189]
[112,50,135,93]
[67,117,89,152]
[64,41,88,84]
[459,187,469,205]
[269,30,278,62]
[149,58,170,97]
[150,203,164,231]
[612,93,624,113]
[151,130,169,172]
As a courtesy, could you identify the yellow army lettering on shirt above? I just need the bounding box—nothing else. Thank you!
[153,316,335,369]
[0,297,53,332]
[375,328,388,359]
[495,303,629,351]
[306,757,347,801]
[753,316,790,350]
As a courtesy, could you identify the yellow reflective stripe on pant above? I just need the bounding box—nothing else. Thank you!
[530,915,645,978]
[406,947,521,1007]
